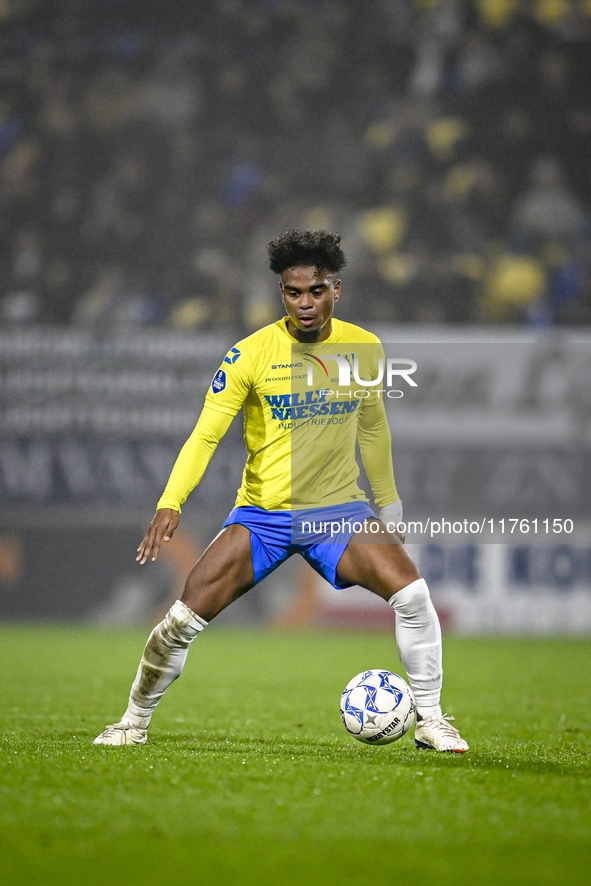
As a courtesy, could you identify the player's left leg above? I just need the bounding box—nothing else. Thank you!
[94,523,255,746]
[94,508,295,746]
[336,522,468,752]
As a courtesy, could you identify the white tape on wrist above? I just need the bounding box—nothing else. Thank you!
[379,500,403,533]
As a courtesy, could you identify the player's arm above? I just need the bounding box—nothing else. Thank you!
[356,338,403,534]
[136,405,234,563]
[137,346,253,564]
[357,396,401,521]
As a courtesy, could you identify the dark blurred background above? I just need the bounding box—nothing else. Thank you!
[1,0,591,329]
[2,0,591,630]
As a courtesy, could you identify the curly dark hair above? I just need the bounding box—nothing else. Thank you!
[267,229,347,275]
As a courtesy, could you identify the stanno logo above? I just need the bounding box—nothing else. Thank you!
[224,348,241,364]
[271,362,303,369]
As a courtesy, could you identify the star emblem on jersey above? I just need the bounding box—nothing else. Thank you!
[224,347,241,364]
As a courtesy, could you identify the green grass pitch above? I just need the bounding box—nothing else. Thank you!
[0,625,589,886]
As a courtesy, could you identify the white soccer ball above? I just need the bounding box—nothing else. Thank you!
[340,669,416,745]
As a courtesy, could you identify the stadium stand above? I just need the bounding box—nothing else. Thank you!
[0,0,590,328]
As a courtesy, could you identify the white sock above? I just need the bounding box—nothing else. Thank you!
[388,578,443,720]
[121,599,207,729]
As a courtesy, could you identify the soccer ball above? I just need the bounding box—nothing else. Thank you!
[340,669,416,745]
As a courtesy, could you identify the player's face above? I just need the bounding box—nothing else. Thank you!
[280,265,340,342]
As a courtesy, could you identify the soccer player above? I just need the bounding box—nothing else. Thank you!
[94,230,468,753]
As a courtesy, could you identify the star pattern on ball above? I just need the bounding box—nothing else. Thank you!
[340,670,416,744]
[341,691,364,729]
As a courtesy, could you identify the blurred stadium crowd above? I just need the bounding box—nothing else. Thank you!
[1,0,591,330]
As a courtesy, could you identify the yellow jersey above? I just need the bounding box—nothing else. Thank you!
[157,317,398,512]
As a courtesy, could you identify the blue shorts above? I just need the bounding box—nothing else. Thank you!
[222,502,375,590]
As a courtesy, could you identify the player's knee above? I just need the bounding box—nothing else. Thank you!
[401,560,421,584]
[180,579,235,622]
[390,559,421,592]
[388,577,431,615]
[161,599,207,644]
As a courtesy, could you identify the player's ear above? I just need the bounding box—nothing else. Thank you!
[334,279,341,300]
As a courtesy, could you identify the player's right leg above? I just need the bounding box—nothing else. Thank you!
[336,524,469,752]
[93,523,254,745]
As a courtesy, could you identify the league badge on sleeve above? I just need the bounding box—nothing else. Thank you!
[211,369,227,393]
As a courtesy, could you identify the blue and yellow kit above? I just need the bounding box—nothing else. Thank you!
[157,317,398,513]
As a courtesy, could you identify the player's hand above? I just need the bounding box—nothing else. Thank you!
[136,508,180,564]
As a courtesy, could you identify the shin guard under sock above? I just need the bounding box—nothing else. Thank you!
[122,599,207,729]
[388,578,443,719]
